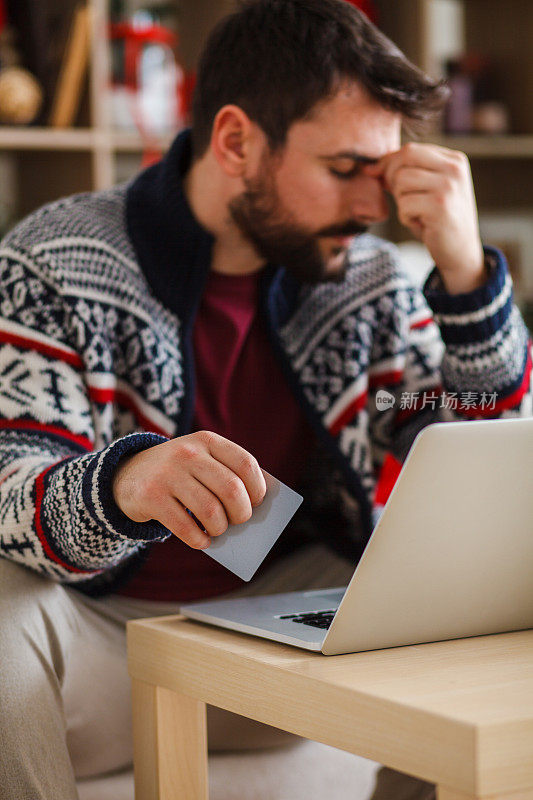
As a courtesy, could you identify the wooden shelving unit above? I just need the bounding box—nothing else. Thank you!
[0,0,531,230]
[428,135,533,160]
[0,0,112,220]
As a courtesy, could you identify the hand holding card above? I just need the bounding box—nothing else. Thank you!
[202,472,303,581]
[112,433,301,573]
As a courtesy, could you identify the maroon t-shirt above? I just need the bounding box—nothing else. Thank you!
[118,270,314,601]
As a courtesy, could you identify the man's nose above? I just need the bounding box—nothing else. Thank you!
[348,175,389,226]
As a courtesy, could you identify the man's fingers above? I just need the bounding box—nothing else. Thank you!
[173,474,229,537]
[384,166,443,198]
[187,456,253,525]
[155,498,212,549]
[198,431,267,507]
[396,193,439,233]
[380,142,462,172]
[365,143,466,195]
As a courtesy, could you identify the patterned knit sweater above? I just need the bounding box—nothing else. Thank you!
[0,131,531,596]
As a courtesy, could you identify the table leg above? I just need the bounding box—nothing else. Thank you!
[131,678,209,800]
[438,787,533,800]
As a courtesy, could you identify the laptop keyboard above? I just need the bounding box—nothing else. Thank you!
[278,609,337,629]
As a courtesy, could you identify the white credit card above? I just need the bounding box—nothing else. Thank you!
[202,471,303,581]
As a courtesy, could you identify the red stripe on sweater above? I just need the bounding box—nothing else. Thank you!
[88,386,168,437]
[0,419,93,451]
[0,330,84,369]
[374,452,403,507]
[34,462,95,574]
[369,370,403,387]
[410,317,434,330]
[328,390,368,436]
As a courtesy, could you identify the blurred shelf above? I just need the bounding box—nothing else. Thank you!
[0,127,98,151]
[0,128,177,154]
[110,131,175,152]
[429,136,533,159]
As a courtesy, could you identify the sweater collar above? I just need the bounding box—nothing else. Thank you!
[126,129,214,324]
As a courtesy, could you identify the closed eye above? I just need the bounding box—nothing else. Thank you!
[330,166,361,180]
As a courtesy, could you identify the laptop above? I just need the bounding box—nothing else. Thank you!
[180,418,533,654]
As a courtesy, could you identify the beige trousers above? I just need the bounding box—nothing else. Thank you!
[0,546,435,800]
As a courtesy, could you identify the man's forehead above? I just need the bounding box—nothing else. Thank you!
[286,113,401,161]
[285,84,402,158]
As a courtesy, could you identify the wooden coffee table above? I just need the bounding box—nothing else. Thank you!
[127,617,533,800]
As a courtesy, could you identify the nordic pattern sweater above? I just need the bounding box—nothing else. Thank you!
[0,131,531,596]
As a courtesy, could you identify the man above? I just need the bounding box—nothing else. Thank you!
[0,0,531,798]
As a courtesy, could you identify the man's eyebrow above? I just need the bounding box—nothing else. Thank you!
[320,151,380,165]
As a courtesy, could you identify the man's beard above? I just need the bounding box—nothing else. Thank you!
[228,160,368,285]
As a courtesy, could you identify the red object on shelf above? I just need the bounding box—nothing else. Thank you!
[109,22,177,90]
[109,20,190,168]
[343,0,378,24]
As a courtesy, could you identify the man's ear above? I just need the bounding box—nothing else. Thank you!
[210,105,258,178]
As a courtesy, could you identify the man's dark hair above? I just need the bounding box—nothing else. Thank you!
[191,0,449,158]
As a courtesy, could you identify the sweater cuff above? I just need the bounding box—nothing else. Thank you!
[422,246,512,345]
[82,432,172,542]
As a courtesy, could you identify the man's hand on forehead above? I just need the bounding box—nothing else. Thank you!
[363,142,486,295]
